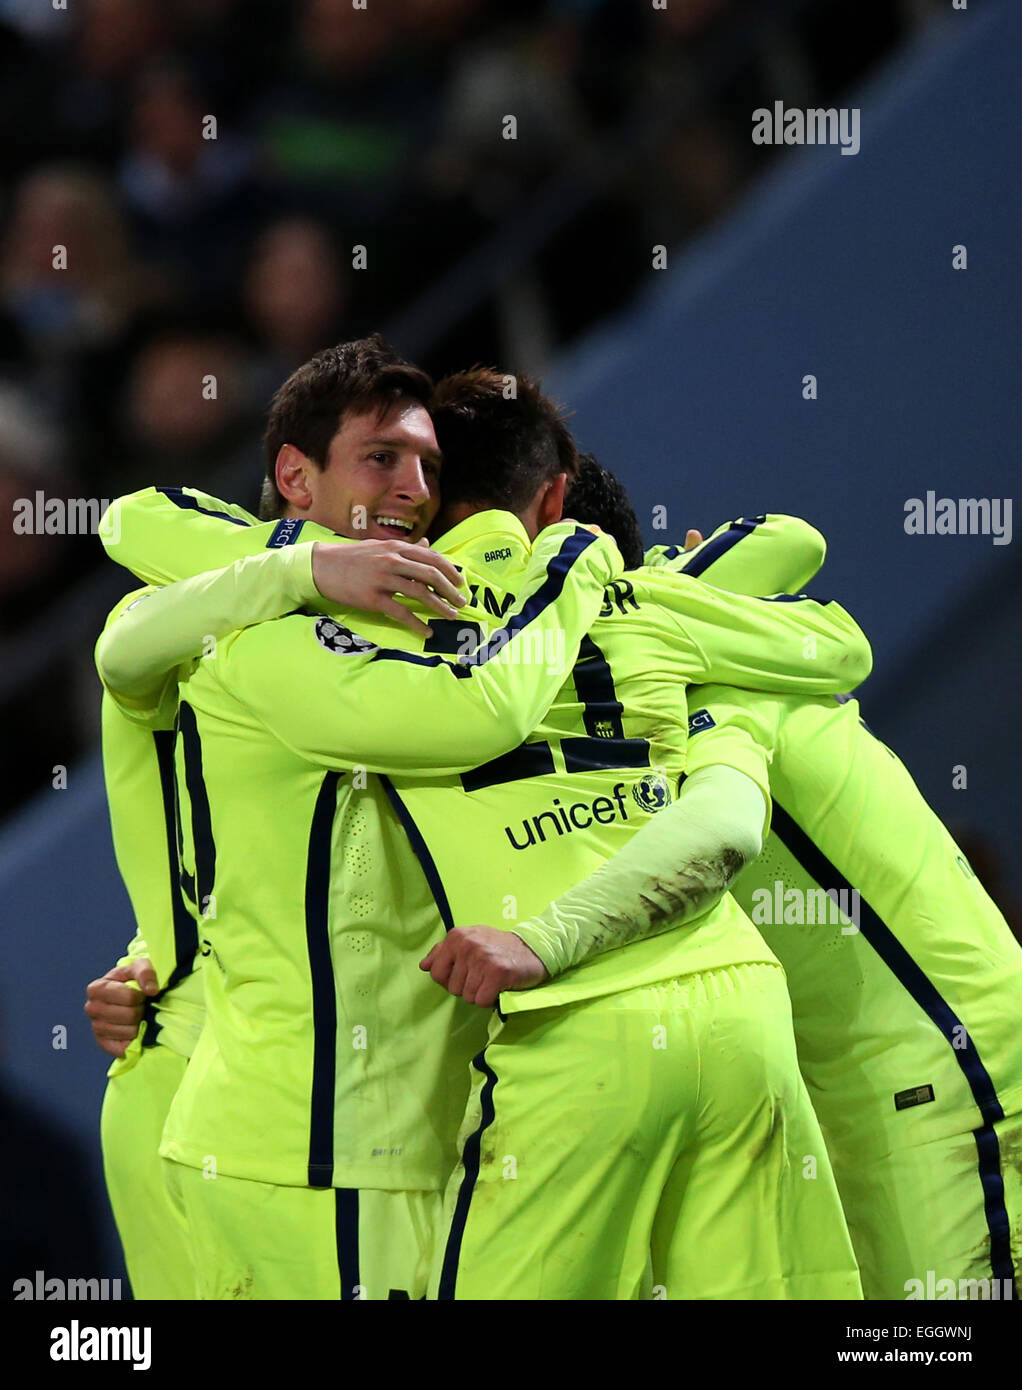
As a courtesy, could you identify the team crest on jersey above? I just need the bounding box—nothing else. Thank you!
[314,618,377,656]
[631,771,671,814]
[593,719,616,739]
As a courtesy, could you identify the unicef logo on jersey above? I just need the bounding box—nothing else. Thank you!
[631,771,671,814]
[314,618,377,656]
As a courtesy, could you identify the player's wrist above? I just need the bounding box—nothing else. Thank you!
[509,922,562,979]
[288,541,321,605]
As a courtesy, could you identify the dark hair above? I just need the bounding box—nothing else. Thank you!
[429,368,579,515]
[564,453,645,568]
[260,333,432,518]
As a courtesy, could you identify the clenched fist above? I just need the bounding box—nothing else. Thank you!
[84,959,158,1058]
[420,926,548,1008]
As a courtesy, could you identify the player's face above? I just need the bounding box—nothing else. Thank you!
[308,400,442,542]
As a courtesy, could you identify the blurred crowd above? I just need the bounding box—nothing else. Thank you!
[0,0,940,817]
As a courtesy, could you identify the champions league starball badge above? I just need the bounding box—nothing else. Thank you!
[314,618,378,656]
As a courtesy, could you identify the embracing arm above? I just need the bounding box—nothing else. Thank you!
[95,543,322,712]
[512,764,767,977]
[646,513,826,596]
[96,536,470,714]
[657,574,872,695]
[221,525,622,777]
[419,764,767,1005]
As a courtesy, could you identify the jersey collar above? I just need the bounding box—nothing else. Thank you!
[433,509,532,563]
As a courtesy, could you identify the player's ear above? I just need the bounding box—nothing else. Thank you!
[276,444,315,512]
[537,473,568,530]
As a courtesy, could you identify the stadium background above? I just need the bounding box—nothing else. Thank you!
[0,0,1019,1288]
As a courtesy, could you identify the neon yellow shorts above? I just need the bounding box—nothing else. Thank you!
[164,1159,440,1300]
[433,962,862,1300]
[101,1043,194,1300]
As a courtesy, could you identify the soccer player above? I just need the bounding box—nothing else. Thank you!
[87,339,472,1297]
[91,545,469,1299]
[94,370,870,1300]
[558,458,1022,1300]
[377,384,868,1300]
[683,685,1022,1300]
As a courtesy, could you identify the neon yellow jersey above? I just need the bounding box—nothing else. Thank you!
[684,685,1022,1152]
[96,485,342,1070]
[97,544,330,1067]
[645,513,826,595]
[98,592,203,1070]
[159,522,622,1189]
[100,487,340,584]
[384,537,871,1013]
